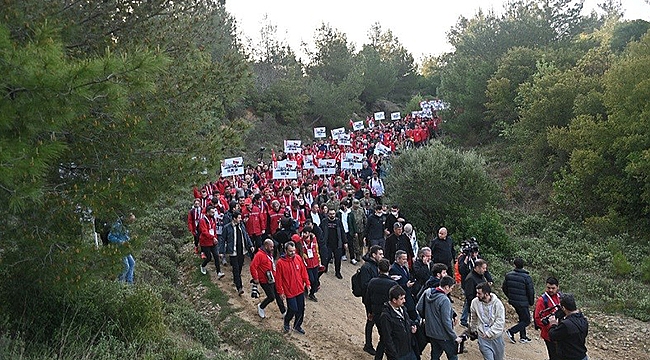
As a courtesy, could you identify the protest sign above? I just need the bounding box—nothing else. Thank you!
[284,140,302,154]
[221,157,244,177]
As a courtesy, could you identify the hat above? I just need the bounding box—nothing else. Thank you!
[352,199,360,204]
[244,198,252,205]
[393,222,403,229]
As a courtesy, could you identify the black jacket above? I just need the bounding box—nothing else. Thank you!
[549,312,589,360]
[430,236,455,267]
[365,213,385,240]
[462,270,486,301]
[502,268,535,307]
[320,217,346,249]
[378,302,415,360]
[389,263,416,319]
[385,233,414,264]
[458,254,494,284]
[411,259,431,300]
[365,274,398,316]
[359,253,379,304]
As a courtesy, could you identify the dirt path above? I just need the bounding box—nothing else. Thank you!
[206,256,649,360]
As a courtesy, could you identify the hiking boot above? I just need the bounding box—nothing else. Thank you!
[200,266,207,275]
[257,304,266,319]
[520,336,532,344]
[293,327,306,335]
[363,346,376,355]
[217,272,225,279]
[506,330,516,344]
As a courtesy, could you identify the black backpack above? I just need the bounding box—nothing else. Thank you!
[351,268,364,297]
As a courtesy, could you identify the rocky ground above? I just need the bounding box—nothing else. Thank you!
[183,250,650,360]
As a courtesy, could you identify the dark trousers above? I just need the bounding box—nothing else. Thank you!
[345,232,354,260]
[365,318,375,348]
[229,254,245,290]
[285,294,305,329]
[545,340,559,360]
[373,318,385,360]
[260,282,286,313]
[508,305,530,339]
[193,233,200,247]
[430,338,458,360]
[326,247,343,275]
[307,267,320,295]
[251,234,263,250]
[201,245,221,273]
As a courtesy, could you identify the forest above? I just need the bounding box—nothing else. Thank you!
[1,0,649,359]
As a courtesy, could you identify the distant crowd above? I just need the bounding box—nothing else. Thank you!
[185,112,589,360]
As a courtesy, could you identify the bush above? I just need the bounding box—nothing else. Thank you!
[385,141,499,236]
[641,257,650,283]
[611,250,633,276]
[458,208,514,256]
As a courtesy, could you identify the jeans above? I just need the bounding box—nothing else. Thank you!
[260,282,286,313]
[460,298,470,326]
[429,338,458,360]
[477,336,505,360]
[326,246,343,275]
[284,293,305,329]
[307,267,320,295]
[119,254,135,284]
[201,245,221,273]
[230,255,245,290]
[508,305,530,339]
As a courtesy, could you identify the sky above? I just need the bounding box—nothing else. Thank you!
[226,0,650,63]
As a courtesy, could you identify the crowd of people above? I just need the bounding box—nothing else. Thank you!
[185,112,589,360]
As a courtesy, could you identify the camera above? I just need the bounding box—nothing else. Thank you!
[259,147,265,152]
[456,330,478,354]
[539,304,565,326]
[461,237,479,256]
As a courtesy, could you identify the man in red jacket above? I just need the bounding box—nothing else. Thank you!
[188,198,202,254]
[276,241,310,334]
[243,197,265,250]
[250,239,286,318]
[534,276,562,360]
[198,205,224,278]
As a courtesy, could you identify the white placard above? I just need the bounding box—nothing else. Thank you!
[391,112,401,120]
[337,133,352,146]
[221,157,244,177]
[341,153,364,170]
[331,127,345,139]
[374,111,385,121]
[373,143,392,156]
[272,160,298,179]
[303,155,315,169]
[314,159,337,176]
[314,127,326,138]
[352,121,364,131]
[284,140,302,154]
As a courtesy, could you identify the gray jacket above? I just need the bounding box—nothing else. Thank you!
[416,287,457,341]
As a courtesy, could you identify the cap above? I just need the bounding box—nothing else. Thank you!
[393,222,403,229]
[244,198,252,205]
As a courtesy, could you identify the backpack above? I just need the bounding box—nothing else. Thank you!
[351,268,364,297]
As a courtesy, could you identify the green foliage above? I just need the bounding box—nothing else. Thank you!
[609,20,650,53]
[611,250,633,276]
[642,257,650,283]
[458,208,514,256]
[384,141,499,236]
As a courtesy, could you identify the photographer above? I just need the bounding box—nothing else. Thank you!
[534,277,563,360]
[458,239,493,327]
[548,293,589,360]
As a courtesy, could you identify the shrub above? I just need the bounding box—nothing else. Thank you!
[385,141,499,236]
[641,257,650,283]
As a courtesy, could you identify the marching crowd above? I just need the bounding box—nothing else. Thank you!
[186,113,589,360]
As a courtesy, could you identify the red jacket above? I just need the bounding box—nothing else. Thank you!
[250,249,276,284]
[187,206,202,235]
[198,215,217,247]
[534,292,562,341]
[300,234,321,269]
[268,207,284,235]
[275,254,310,298]
[243,204,264,236]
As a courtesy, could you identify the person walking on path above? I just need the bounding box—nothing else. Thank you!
[250,239,286,318]
[275,241,311,334]
[501,258,535,344]
[470,282,506,360]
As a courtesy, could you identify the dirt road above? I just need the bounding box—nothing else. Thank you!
[210,257,648,360]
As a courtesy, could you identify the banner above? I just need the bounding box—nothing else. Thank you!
[331,127,345,139]
[352,120,364,131]
[284,140,302,154]
[374,143,391,156]
[374,111,385,121]
[221,157,245,177]
[272,160,298,179]
[337,133,352,146]
[314,159,337,176]
[303,155,315,169]
[391,112,401,120]
[314,127,326,138]
[341,153,364,170]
